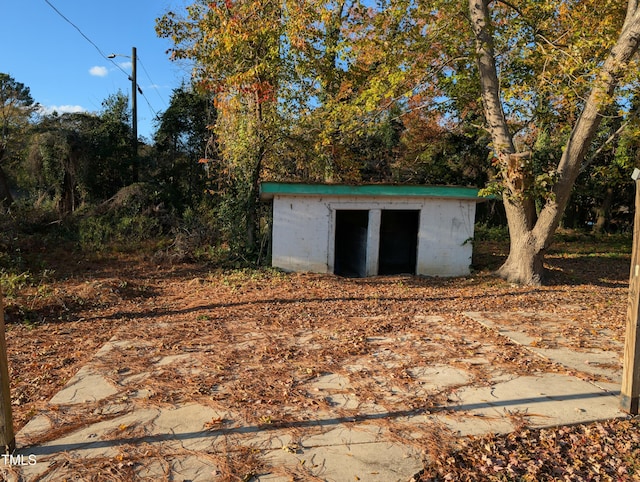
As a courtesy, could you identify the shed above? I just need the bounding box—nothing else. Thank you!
[260,182,481,278]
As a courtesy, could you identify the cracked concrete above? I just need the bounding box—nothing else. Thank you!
[465,311,624,382]
[3,311,628,482]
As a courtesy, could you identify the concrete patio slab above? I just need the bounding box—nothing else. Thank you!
[464,311,623,382]
[48,367,119,405]
[450,373,621,428]
[3,311,628,482]
[298,425,423,481]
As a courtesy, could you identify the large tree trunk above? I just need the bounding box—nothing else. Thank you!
[497,197,547,284]
[469,0,640,285]
[497,235,545,285]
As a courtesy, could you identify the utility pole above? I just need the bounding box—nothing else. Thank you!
[107,47,140,183]
[621,167,640,414]
[131,46,139,183]
[0,290,15,453]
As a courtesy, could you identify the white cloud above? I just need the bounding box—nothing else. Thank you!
[39,105,86,115]
[89,66,108,77]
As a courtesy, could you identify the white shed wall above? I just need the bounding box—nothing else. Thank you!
[270,194,476,277]
[271,196,332,273]
[417,200,476,276]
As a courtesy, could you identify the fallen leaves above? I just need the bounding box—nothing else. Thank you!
[282,442,300,454]
[204,416,224,429]
[1,235,637,480]
[416,418,640,481]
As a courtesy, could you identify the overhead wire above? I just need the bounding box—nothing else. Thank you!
[138,86,160,121]
[43,0,164,123]
[43,0,129,78]
[138,55,168,109]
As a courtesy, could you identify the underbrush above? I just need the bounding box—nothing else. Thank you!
[0,196,264,325]
[0,202,632,327]
[472,224,509,242]
[0,203,70,293]
[76,183,172,253]
[473,225,632,256]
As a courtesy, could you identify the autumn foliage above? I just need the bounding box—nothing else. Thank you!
[155,0,640,282]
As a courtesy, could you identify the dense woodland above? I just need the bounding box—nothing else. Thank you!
[2,0,640,283]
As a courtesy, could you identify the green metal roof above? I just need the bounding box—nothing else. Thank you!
[260,182,482,200]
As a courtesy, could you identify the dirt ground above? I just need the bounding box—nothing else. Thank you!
[2,236,639,479]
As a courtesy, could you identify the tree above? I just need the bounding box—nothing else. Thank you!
[283,0,370,181]
[25,92,136,215]
[563,101,639,232]
[283,0,433,183]
[90,91,134,198]
[157,0,283,253]
[154,83,215,208]
[0,73,38,206]
[465,0,640,284]
[396,93,489,186]
[27,113,95,215]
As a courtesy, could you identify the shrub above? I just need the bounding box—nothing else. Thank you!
[77,183,172,252]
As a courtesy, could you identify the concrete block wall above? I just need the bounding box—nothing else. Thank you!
[270,194,476,277]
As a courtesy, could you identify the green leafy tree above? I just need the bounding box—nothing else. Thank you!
[0,73,38,206]
[25,91,136,215]
[154,83,216,208]
[563,99,640,232]
[89,91,134,198]
[416,0,640,284]
[26,112,97,214]
[157,0,284,254]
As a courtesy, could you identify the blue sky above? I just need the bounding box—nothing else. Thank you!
[1,0,192,140]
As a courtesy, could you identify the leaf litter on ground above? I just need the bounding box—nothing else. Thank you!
[1,235,638,480]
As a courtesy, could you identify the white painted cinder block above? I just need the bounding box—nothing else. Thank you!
[271,196,332,273]
[270,193,477,277]
[416,200,476,276]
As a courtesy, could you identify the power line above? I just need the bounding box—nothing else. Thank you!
[138,55,168,109]
[43,0,163,126]
[44,0,108,59]
[43,0,127,78]
[139,87,159,120]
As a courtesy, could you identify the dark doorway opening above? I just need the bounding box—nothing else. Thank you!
[378,210,419,275]
[334,210,369,277]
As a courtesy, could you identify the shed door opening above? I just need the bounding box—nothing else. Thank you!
[378,210,419,275]
[334,210,369,277]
